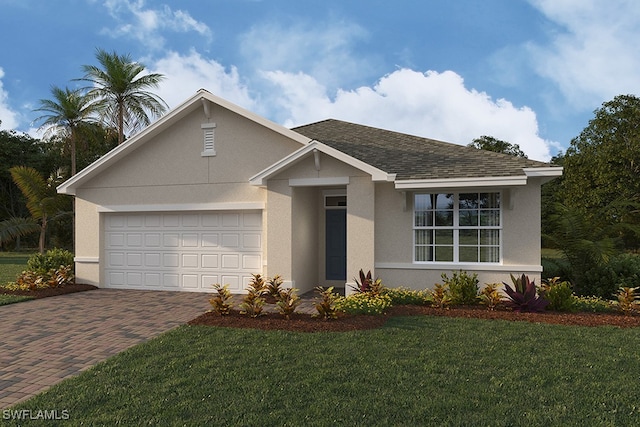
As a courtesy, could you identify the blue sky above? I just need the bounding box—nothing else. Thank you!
[1,0,639,161]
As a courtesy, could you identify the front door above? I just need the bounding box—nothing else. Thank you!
[325,209,346,280]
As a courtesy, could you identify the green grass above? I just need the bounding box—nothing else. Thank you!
[0,294,33,305]
[0,252,31,285]
[8,316,640,426]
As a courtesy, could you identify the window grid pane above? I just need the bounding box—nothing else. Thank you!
[414,192,501,263]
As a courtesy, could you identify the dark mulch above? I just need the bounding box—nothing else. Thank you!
[4,284,638,332]
[188,304,640,333]
[0,283,98,298]
[188,310,389,333]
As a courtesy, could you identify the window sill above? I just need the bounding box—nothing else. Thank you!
[375,262,542,272]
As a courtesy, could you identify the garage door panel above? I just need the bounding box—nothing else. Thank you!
[202,254,218,268]
[127,253,142,267]
[182,253,198,268]
[182,233,199,247]
[104,211,263,292]
[201,233,219,247]
[145,253,161,267]
[109,233,125,247]
[243,233,261,249]
[221,233,239,248]
[145,234,161,247]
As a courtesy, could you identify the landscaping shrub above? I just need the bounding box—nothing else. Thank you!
[27,248,74,275]
[266,275,284,299]
[335,293,392,315]
[209,284,233,315]
[427,283,451,309]
[5,265,74,291]
[503,274,549,313]
[478,283,503,310]
[541,257,571,282]
[442,271,479,305]
[540,277,575,312]
[572,295,614,313]
[275,287,301,320]
[615,287,638,315]
[351,269,384,296]
[382,287,429,305]
[313,286,341,320]
[239,274,266,317]
[579,253,640,298]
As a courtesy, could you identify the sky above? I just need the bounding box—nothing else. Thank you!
[1,1,639,161]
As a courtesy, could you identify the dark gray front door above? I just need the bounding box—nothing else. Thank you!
[325,209,346,280]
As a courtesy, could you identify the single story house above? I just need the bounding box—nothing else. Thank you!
[58,89,562,294]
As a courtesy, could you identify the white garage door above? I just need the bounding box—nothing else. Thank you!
[104,211,262,292]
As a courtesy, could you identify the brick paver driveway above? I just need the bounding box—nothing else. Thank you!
[0,289,211,408]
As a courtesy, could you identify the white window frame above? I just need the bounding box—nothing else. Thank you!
[413,192,502,264]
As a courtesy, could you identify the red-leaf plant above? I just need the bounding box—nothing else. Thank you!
[502,274,549,313]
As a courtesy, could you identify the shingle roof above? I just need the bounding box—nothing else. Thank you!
[292,119,554,181]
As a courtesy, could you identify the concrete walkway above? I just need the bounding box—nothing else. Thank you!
[0,289,211,408]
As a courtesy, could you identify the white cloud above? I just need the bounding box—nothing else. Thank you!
[0,67,20,131]
[265,68,554,161]
[150,50,257,112]
[527,0,640,107]
[101,0,212,50]
[239,18,374,90]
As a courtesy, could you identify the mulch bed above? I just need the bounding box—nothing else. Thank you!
[0,283,98,298]
[4,285,639,332]
[188,304,640,333]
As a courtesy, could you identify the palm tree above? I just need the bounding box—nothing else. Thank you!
[78,48,168,145]
[34,86,97,176]
[0,166,71,253]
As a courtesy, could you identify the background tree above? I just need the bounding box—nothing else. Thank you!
[78,48,168,145]
[468,135,527,158]
[34,86,98,176]
[0,166,72,253]
[560,94,640,250]
[0,127,50,221]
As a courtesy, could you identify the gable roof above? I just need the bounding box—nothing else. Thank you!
[249,139,396,186]
[58,89,311,195]
[292,119,560,184]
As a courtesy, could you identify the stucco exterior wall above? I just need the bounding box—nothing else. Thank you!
[265,179,293,282]
[73,197,101,286]
[291,187,319,293]
[374,181,543,290]
[71,103,303,286]
[346,176,375,292]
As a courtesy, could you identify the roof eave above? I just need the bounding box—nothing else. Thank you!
[394,175,529,190]
[57,89,311,195]
[249,140,395,186]
[523,166,564,184]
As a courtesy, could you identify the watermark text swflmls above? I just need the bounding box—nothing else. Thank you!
[2,409,70,420]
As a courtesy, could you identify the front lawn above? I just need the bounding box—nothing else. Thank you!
[9,316,640,426]
[0,252,31,285]
[0,294,33,306]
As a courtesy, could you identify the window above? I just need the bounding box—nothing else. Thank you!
[201,123,216,156]
[414,192,501,263]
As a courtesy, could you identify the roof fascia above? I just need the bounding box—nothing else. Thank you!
[523,167,564,177]
[58,89,312,195]
[249,140,395,186]
[394,175,528,190]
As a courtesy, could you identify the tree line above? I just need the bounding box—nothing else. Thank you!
[0,48,167,252]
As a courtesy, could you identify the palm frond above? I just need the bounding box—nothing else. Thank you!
[0,217,40,244]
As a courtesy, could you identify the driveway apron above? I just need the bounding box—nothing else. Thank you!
[0,289,211,408]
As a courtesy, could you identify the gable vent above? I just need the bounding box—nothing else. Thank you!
[201,123,216,156]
